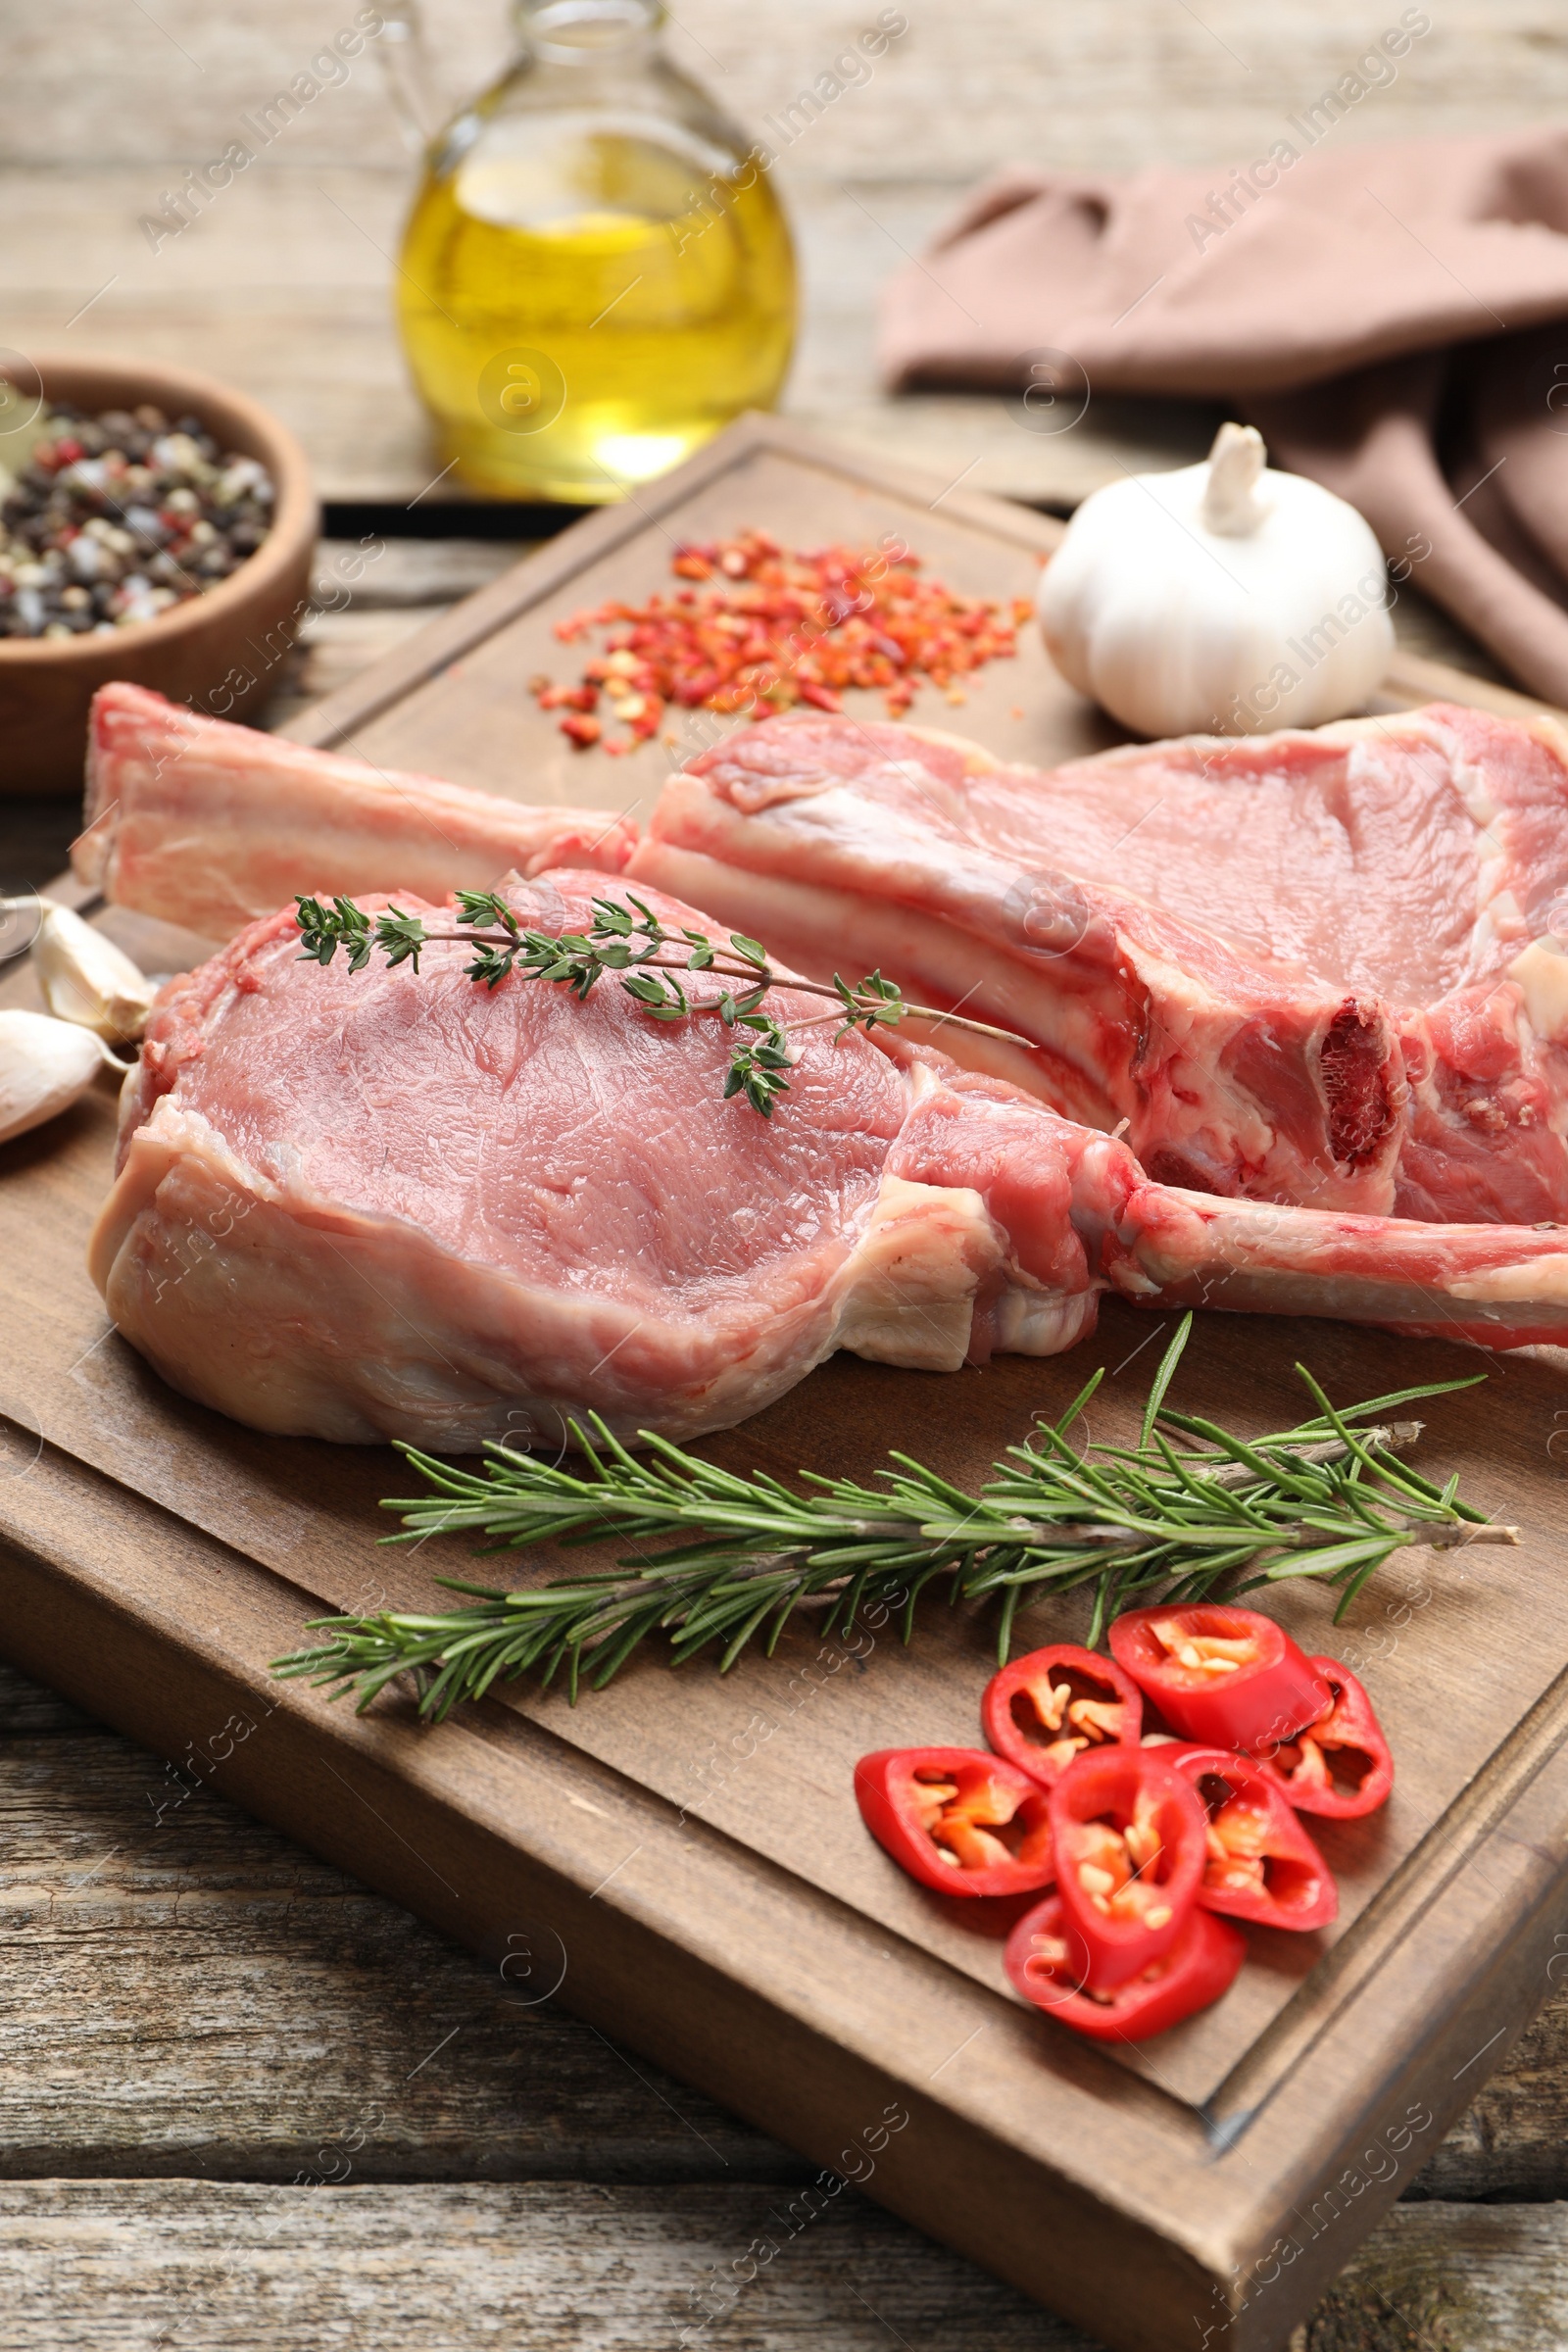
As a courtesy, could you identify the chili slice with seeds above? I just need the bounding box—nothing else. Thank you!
[1108,1603,1331,1755]
[1050,1745,1206,1987]
[1255,1656,1394,1820]
[982,1642,1143,1787]
[1166,1744,1338,1933]
[1004,1892,1246,2043]
[853,1747,1055,1898]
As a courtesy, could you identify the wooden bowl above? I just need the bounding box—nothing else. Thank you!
[0,353,318,796]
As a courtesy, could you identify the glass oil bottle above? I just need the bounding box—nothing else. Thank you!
[394,0,798,501]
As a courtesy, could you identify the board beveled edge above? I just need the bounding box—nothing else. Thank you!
[3,1424,1568,2352]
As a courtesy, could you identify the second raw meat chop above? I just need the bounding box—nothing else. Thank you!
[633,703,1568,1226]
[92,871,1568,1449]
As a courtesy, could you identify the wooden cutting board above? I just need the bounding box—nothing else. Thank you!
[4,415,1567,2352]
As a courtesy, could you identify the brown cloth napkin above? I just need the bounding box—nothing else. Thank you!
[879,129,1568,704]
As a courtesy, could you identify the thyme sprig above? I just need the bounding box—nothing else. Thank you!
[271,1319,1516,1721]
[293,889,1027,1116]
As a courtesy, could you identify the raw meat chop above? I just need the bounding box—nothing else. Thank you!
[92,870,1568,1450]
[74,683,636,942]
[633,703,1568,1226]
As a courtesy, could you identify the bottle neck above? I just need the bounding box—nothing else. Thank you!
[514,0,664,65]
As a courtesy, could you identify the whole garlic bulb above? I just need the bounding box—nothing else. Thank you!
[0,1009,124,1146]
[1037,422,1395,738]
[33,898,155,1045]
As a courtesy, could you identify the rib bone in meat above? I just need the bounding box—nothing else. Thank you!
[74,682,637,943]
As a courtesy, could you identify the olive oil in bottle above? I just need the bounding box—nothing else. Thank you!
[396,0,797,502]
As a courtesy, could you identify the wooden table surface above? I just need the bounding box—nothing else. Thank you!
[9,4,1568,2342]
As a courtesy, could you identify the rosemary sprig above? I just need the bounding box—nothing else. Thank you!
[293,889,1028,1116]
[271,1319,1517,1721]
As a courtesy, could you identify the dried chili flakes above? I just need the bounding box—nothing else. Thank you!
[534,528,1034,754]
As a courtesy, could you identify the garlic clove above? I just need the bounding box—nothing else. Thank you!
[0,1009,124,1146]
[33,897,155,1045]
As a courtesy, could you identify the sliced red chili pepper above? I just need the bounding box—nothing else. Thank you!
[982,1643,1143,1787]
[853,1747,1055,1899]
[1255,1656,1394,1820]
[1108,1603,1331,1754]
[1004,1891,1246,2042]
[1166,1744,1338,1933]
[1050,1745,1206,1987]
